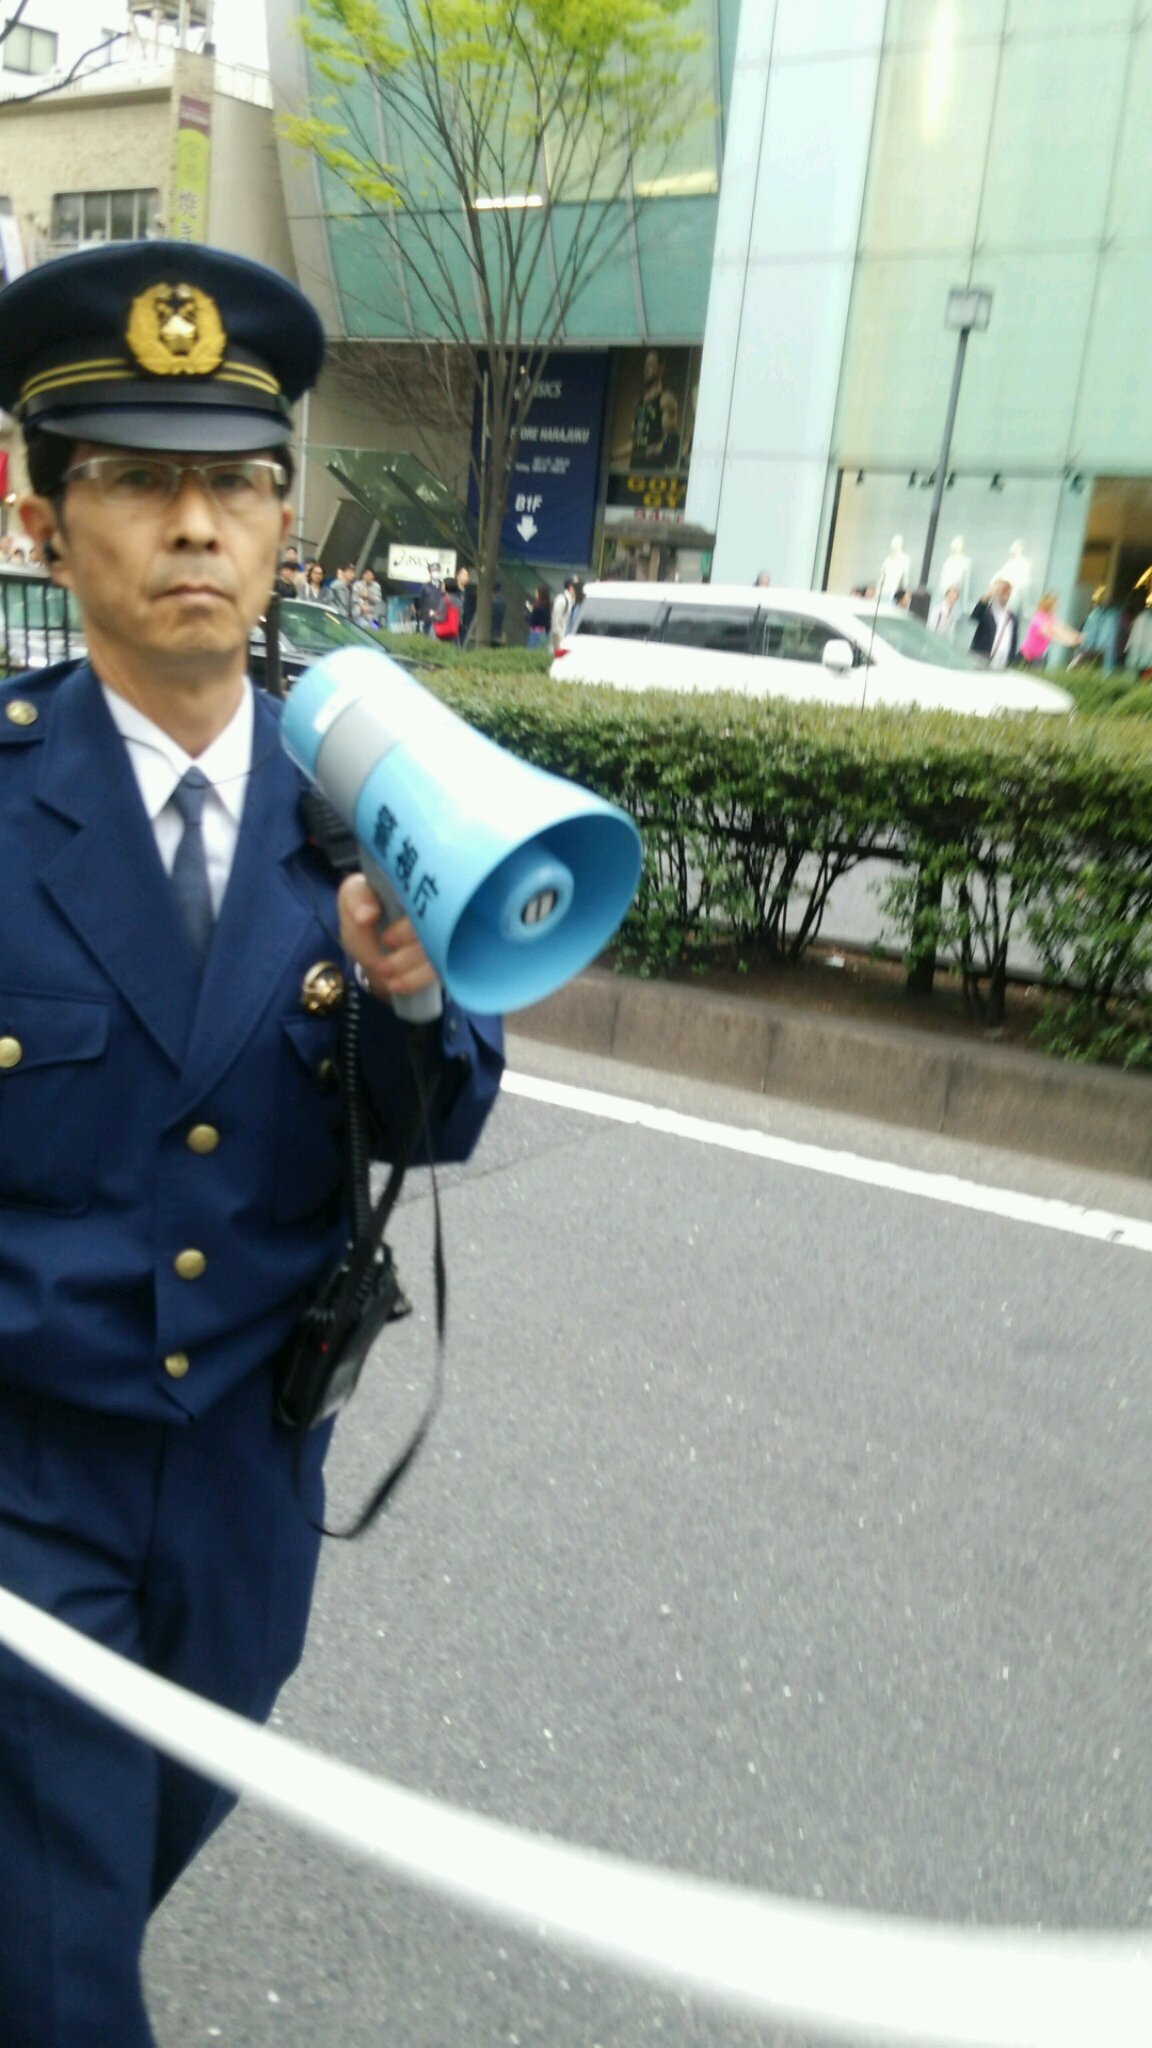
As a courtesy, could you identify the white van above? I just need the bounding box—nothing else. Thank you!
[550,584,1073,717]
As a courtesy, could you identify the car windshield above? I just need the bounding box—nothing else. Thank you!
[849,607,984,671]
[275,601,383,656]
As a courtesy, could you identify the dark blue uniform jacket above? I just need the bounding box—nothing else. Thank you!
[0,660,504,1421]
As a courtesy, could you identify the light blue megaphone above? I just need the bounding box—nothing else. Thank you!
[280,648,643,1018]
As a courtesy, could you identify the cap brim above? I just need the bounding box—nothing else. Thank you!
[36,406,292,453]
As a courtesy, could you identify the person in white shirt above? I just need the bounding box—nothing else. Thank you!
[550,573,578,650]
[929,584,963,641]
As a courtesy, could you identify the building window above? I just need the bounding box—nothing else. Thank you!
[51,190,160,248]
[3,24,58,75]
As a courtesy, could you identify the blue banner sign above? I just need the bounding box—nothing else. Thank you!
[471,352,608,566]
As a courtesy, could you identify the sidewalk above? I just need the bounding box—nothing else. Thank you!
[514,970,1152,1181]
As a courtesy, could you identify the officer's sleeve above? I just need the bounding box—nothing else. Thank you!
[355,993,504,1165]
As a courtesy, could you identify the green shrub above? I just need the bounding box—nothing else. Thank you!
[1060,666,1152,721]
[375,629,552,679]
[416,663,1152,1067]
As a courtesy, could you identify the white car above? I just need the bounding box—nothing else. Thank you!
[550,583,1073,717]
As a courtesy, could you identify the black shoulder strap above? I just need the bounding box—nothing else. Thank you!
[304,988,448,1541]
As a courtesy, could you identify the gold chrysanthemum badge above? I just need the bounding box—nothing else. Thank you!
[125,282,227,377]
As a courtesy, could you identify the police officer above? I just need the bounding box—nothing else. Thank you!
[0,241,503,2046]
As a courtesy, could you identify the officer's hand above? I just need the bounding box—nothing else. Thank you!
[338,874,439,1005]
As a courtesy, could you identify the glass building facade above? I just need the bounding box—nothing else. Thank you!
[272,0,1152,606]
[690,0,1152,612]
[824,0,1152,612]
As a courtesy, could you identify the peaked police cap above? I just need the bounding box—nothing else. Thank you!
[0,241,325,452]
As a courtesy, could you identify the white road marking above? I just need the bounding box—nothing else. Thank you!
[0,1587,1149,2048]
[503,1071,1152,1255]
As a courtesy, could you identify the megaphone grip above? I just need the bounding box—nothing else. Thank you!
[360,854,444,1027]
[283,648,643,1014]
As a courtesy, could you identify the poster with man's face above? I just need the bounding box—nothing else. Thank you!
[608,346,700,478]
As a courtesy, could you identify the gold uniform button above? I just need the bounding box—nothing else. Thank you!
[301,961,345,1014]
[164,1351,191,1379]
[186,1123,220,1155]
[174,1248,207,1280]
[4,699,37,727]
[0,1036,22,1070]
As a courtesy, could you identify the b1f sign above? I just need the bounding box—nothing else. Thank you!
[469,353,609,566]
[387,545,458,583]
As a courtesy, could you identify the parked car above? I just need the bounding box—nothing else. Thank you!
[0,574,427,687]
[248,598,409,688]
[551,583,1074,717]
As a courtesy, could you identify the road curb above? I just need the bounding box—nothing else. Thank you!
[514,970,1152,1180]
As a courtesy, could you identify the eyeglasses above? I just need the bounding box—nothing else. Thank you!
[62,456,289,512]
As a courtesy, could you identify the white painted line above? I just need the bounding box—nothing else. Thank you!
[0,1586,1149,2048]
[503,1071,1152,1255]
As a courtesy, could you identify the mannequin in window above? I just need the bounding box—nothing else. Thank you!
[1125,597,1152,671]
[877,534,910,601]
[993,539,1031,614]
[937,535,971,607]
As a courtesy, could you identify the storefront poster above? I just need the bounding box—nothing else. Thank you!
[0,215,26,287]
[604,345,701,515]
[470,352,608,565]
[387,543,457,582]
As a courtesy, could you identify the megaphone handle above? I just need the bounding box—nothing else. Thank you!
[359,853,444,1026]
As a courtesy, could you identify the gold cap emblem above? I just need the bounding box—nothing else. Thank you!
[4,699,38,726]
[126,282,227,378]
[301,962,346,1015]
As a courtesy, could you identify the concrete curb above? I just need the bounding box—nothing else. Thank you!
[514,971,1152,1180]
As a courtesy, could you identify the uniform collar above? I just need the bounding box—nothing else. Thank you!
[100,676,254,824]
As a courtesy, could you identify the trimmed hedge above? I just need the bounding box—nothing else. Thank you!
[1060,665,1152,722]
[416,665,1152,1069]
[375,628,553,679]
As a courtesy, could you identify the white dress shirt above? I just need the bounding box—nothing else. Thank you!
[101,680,254,915]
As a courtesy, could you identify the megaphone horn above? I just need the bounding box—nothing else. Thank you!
[281,649,643,1019]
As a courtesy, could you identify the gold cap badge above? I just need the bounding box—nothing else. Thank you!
[300,962,346,1015]
[126,282,227,378]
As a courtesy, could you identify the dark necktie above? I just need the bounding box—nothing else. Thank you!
[170,767,215,966]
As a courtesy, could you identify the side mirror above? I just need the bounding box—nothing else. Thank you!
[821,638,855,674]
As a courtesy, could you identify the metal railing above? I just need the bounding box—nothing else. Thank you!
[0,567,85,674]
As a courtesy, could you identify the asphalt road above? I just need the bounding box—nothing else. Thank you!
[144,1044,1152,2048]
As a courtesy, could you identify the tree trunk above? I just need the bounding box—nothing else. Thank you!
[472,379,518,647]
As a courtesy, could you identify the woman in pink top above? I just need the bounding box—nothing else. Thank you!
[1020,592,1081,665]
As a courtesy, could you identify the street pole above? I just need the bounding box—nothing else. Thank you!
[919,325,969,591]
[908,286,993,1001]
[919,286,993,593]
